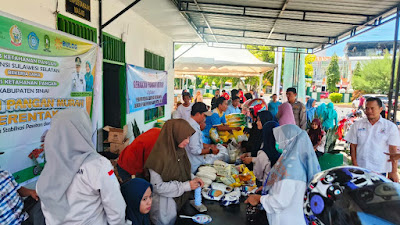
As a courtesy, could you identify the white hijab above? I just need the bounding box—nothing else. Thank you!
[37,108,98,222]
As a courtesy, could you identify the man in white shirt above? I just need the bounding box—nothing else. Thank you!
[71,57,85,92]
[185,102,219,173]
[175,92,193,121]
[345,97,400,182]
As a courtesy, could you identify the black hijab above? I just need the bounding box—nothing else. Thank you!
[246,111,274,157]
[262,121,281,167]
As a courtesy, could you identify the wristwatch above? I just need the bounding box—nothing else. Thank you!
[209,148,213,154]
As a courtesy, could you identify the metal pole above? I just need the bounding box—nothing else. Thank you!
[101,0,142,29]
[394,45,400,122]
[388,6,399,121]
[98,0,102,47]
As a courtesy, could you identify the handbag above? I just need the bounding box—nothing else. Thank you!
[246,204,269,225]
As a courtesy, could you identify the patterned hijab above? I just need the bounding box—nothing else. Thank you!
[263,124,320,193]
[308,118,324,146]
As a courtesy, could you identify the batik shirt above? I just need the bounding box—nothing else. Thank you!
[0,170,28,225]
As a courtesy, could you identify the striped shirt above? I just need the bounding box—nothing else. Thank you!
[0,170,28,225]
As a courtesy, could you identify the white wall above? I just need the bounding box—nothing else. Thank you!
[1,0,174,138]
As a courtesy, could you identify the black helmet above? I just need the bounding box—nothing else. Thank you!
[304,166,400,225]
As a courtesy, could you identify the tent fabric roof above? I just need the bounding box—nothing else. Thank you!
[169,0,399,50]
[174,44,277,77]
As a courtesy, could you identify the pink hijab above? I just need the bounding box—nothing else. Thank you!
[277,102,296,125]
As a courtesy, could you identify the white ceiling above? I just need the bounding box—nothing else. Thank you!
[124,0,203,42]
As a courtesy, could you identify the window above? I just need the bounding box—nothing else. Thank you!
[144,106,165,124]
[144,50,165,70]
[103,33,125,64]
[144,51,166,123]
[57,14,97,43]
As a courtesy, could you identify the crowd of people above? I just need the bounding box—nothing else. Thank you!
[2,87,400,225]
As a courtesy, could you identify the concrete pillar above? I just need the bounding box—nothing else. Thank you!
[282,48,306,103]
[272,47,283,96]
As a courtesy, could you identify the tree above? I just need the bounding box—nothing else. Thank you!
[197,76,240,89]
[353,61,362,77]
[246,45,278,91]
[352,52,392,93]
[326,53,340,92]
[305,54,316,78]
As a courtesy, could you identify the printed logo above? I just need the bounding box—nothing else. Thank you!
[28,32,39,50]
[54,37,62,49]
[62,40,78,50]
[43,35,51,52]
[9,25,22,46]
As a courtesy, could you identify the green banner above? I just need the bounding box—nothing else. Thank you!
[0,14,93,57]
[0,12,99,185]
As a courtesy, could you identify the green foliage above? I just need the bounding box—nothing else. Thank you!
[327,53,341,93]
[196,45,284,91]
[325,126,339,154]
[305,54,316,78]
[353,61,362,77]
[352,53,393,94]
[329,93,343,103]
[174,44,182,51]
[246,45,279,90]
[246,45,275,63]
[197,76,240,89]
[203,93,214,98]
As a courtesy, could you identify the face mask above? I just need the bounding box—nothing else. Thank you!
[275,142,283,153]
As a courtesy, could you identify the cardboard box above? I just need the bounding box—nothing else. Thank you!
[110,141,129,154]
[103,125,128,144]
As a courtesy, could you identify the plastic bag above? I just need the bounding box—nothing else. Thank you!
[203,144,229,164]
[209,128,222,144]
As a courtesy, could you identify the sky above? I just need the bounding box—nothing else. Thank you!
[318,19,397,57]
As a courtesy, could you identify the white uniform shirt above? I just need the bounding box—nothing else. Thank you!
[72,71,86,92]
[345,117,400,173]
[175,103,193,121]
[40,156,127,225]
[261,179,306,225]
[185,117,206,173]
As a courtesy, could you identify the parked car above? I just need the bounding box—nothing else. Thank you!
[352,94,399,109]
[320,91,329,99]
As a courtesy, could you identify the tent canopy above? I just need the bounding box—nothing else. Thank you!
[174,44,277,77]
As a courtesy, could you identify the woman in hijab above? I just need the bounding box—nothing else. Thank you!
[84,61,94,92]
[121,178,152,225]
[242,120,280,184]
[144,119,204,225]
[194,90,203,103]
[262,121,281,167]
[316,102,327,118]
[322,102,338,130]
[306,98,317,122]
[276,102,296,125]
[241,110,274,174]
[308,118,326,157]
[245,124,320,225]
[241,110,274,158]
[37,108,126,225]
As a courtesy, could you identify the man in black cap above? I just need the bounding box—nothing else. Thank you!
[71,57,85,92]
[185,102,220,173]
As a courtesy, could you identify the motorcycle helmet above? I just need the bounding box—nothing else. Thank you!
[304,166,400,225]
